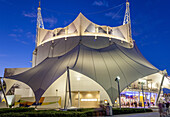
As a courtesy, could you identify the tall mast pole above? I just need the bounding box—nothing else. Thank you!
[36,0,44,46]
[123,0,132,43]
[123,0,131,25]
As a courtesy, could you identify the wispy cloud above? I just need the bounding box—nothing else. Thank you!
[93,0,109,7]
[8,28,34,45]
[13,28,23,33]
[23,11,36,18]
[44,17,57,28]
[14,39,29,45]
[22,11,57,28]
[26,32,35,39]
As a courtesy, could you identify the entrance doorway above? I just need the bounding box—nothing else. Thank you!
[72,91,100,108]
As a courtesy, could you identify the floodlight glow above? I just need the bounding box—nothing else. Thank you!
[77,77,80,80]
[117,76,120,80]
[81,99,98,101]
[115,76,120,82]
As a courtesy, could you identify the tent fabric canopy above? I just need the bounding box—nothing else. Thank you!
[73,43,158,102]
[37,13,131,47]
[7,46,79,103]
[36,36,80,65]
[6,39,159,104]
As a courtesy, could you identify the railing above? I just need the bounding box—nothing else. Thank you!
[127,86,158,92]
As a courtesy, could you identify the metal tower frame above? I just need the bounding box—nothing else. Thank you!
[123,0,132,43]
[123,0,131,25]
[36,1,44,46]
[37,1,44,29]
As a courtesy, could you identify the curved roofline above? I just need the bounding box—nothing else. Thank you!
[43,12,129,31]
[36,13,133,48]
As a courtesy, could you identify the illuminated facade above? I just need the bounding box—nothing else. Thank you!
[2,1,170,109]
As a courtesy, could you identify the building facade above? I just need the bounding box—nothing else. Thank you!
[2,1,170,109]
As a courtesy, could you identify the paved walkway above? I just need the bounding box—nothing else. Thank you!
[96,112,170,117]
[113,112,160,117]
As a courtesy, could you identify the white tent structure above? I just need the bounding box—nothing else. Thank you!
[2,1,169,108]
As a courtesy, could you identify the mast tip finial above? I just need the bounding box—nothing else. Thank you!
[39,0,41,8]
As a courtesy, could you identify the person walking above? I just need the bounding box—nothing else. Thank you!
[166,101,169,115]
[162,102,167,116]
[158,101,163,117]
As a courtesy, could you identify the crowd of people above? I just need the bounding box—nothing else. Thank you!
[158,101,169,117]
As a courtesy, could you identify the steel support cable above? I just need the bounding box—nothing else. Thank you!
[42,2,125,16]
[108,5,124,19]
[85,3,125,15]
[42,7,77,15]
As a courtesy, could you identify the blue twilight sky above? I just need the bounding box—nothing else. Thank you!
[0,0,169,77]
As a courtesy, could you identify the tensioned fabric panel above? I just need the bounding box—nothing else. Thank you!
[38,28,53,45]
[85,23,95,33]
[36,42,52,65]
[81,36,110,49]
[110,38,131,48]
[41,31,53,42]
[6,42,158,104]
[37,13,130,46]
[52,37,80,57]
[117,42,157,69]
[79,14,91,33]
[72,44,158,102]
[68,23,77,34]
[36,35,132,65]
[7,46,79,103]
[36,37,80,65]
[118,24,129,40]
[38,28,49,44]
[109,28,125,39]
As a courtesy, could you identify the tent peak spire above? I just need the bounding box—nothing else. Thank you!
[77,12,86,18]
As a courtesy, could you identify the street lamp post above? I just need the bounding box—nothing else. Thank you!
[141,82,145,111]
[115,76,121,110]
